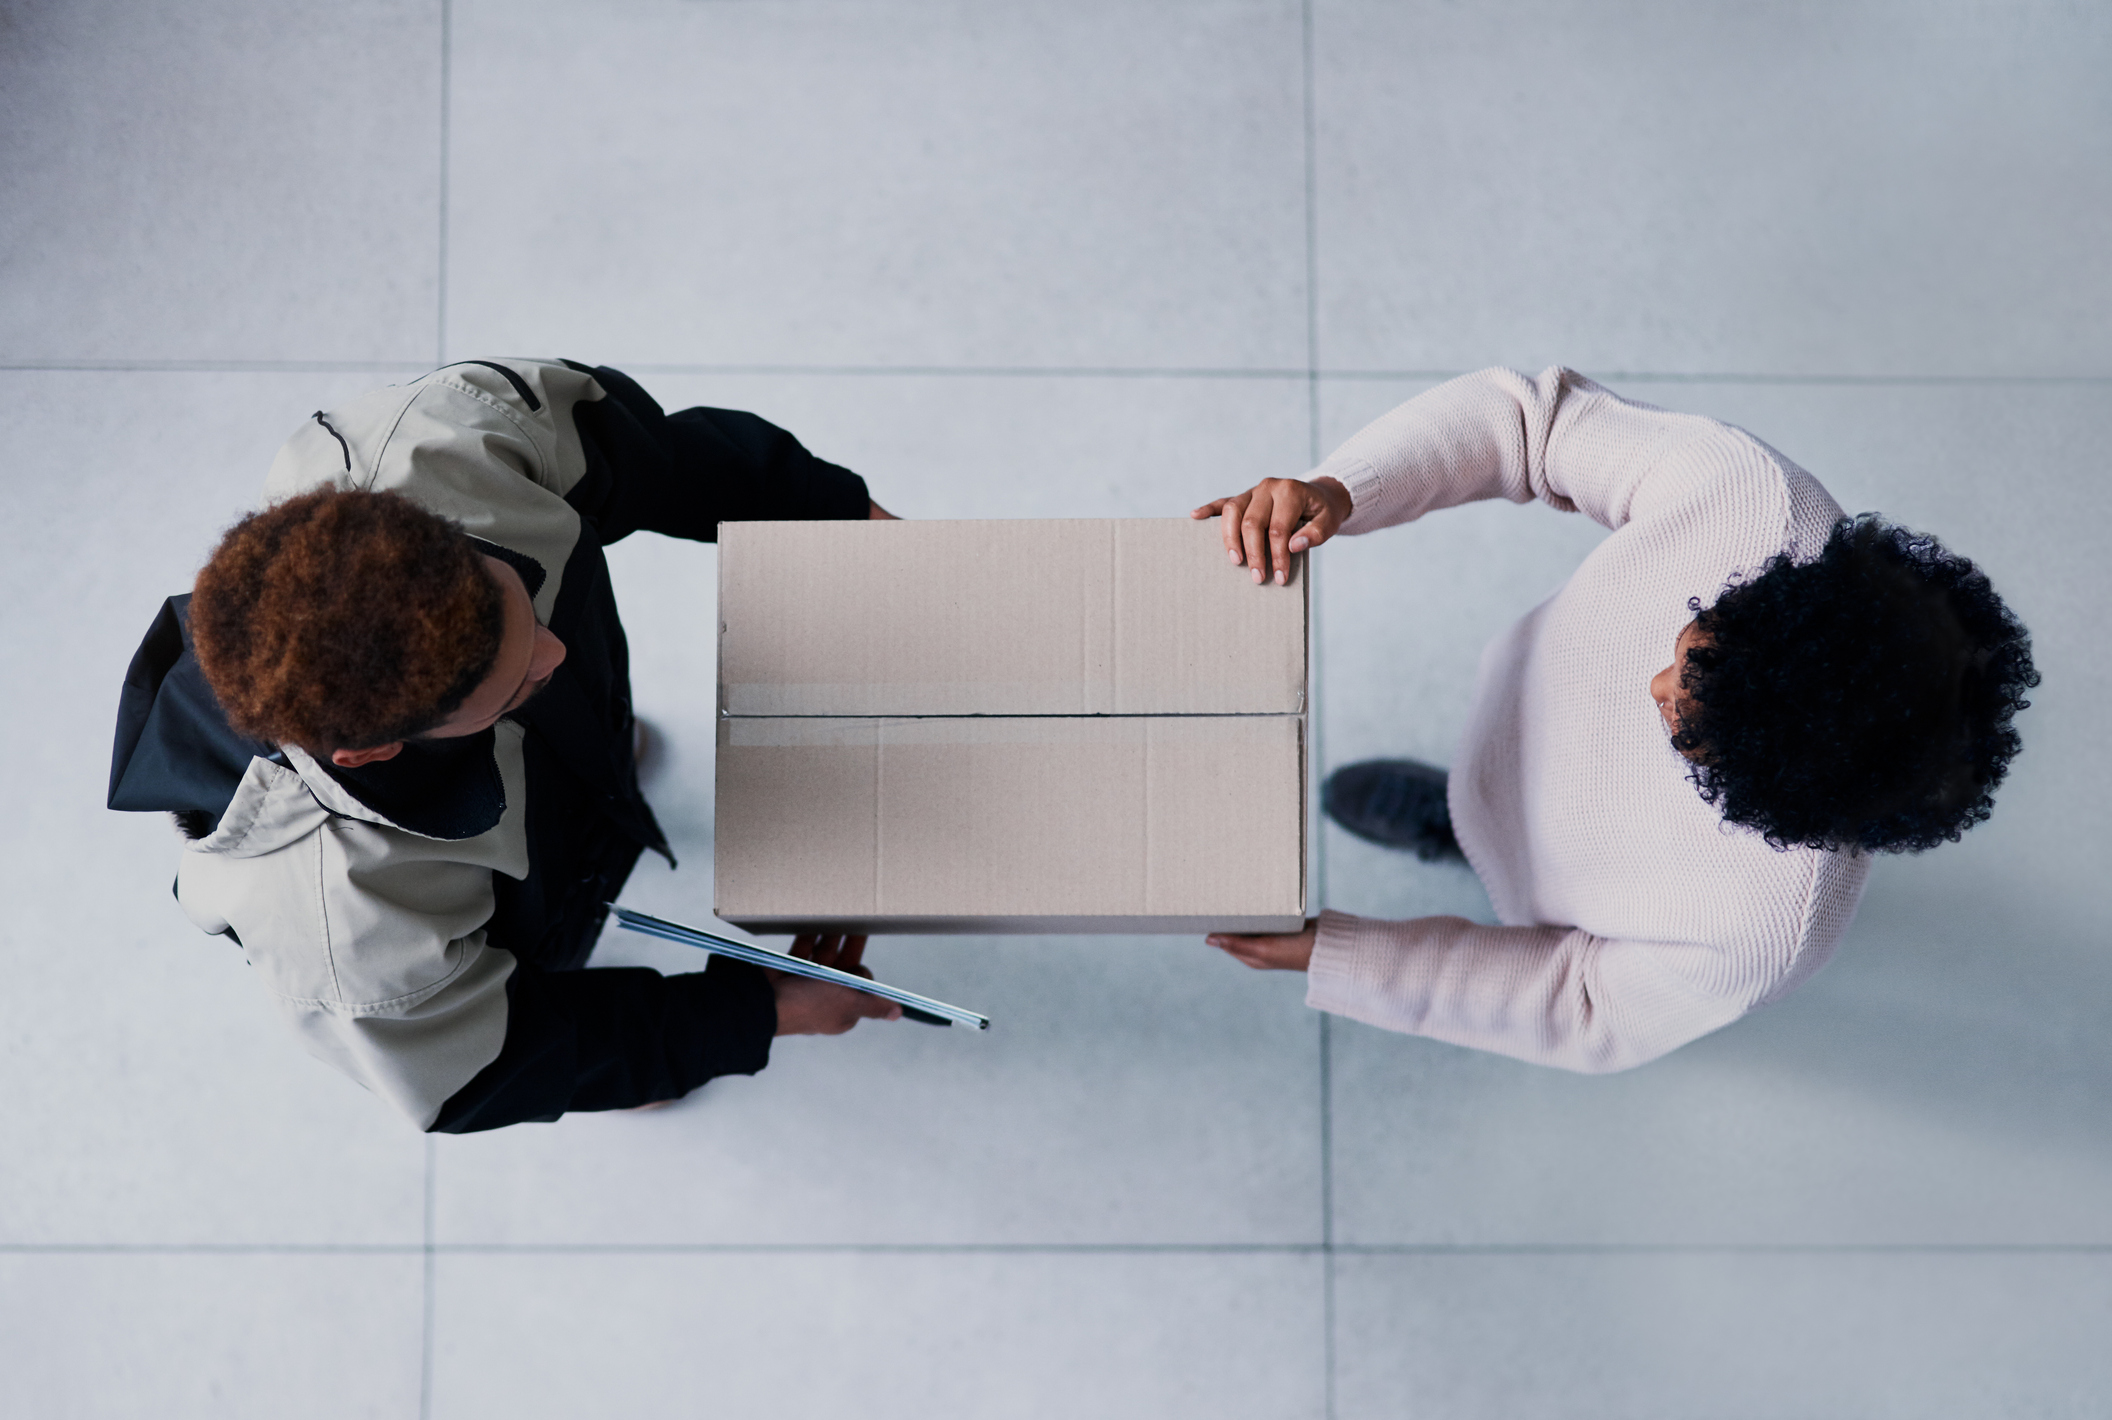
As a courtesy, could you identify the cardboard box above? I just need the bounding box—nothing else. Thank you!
[715,519,1306,934]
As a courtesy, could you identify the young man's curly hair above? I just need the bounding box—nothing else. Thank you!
[1672,514,2039,855]
[190,488,506,752]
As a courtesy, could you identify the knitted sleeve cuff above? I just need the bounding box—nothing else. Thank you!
[1305,908,1463,1038]
[1313,456,1390,536]
[1305,908,1387,1017]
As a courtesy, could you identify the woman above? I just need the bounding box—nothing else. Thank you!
[1198,367,2037,1072]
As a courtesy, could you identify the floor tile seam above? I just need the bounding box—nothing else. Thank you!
[720,711,1310,720]
[0,1244,431,1255]
[435,0,451,376]
[419,1134,437,1420]
[1326,370,2112,386]
[1299,0,1320,390]
[14,1241,2112,1256]
[5,361,2106,385]
[1332,1243,2112,1256]
[1301,1,1334,1406]
[0,361,434,374]
[528,363,1324,379]
[435,1242,1335,1255]
[425,0,447,1392]
[0,360,1313,378]
[0,1242,1336,1256]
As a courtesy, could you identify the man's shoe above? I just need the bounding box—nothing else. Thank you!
[632,716,662,787]
[1322,758,1465,862]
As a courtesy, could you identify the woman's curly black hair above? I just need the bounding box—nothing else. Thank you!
[1672,514,2039,855]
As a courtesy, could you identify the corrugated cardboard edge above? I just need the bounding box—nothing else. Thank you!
[716,535,728,719]
[1279,711,1308,932]
[719,914,1309,936]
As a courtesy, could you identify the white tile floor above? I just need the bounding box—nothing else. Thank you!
[3,2,2108,1416]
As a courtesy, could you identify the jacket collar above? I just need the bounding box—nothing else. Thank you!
[106,595,282,838]
[295,733,508,841]
[110,593,509,844]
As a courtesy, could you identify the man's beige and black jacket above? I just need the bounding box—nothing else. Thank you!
[108,359,870,1130]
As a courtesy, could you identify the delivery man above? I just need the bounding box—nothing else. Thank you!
[107,359,901,1132]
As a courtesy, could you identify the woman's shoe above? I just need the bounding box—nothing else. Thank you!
[1322,758,1465,863]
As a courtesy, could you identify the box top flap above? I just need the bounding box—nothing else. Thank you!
[719,518,1306,716]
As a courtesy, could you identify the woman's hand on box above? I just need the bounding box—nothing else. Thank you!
[769,933,903,1035]
[868,499,899,520]
[1206,919,1318,972]
[1191,477,1351,586]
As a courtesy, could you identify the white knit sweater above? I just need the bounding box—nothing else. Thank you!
[1306,368,1870,1072]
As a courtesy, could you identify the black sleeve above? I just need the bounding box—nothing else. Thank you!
[561,361,871,544]
[428,955,777,1133]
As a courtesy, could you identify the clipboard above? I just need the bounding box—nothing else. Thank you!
[608,906,991,1031]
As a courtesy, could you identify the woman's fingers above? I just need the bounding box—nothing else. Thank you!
[1290,479,1346,553]
[1202,480,1340,579]
[1218,492,1252,564]
[1240,484,1278,581]
[1216,480,1318,582]
[1269,486,1310,585]
[1206,921,1319,971]
[1288,504,1336,554]
[1209,934,1274,969]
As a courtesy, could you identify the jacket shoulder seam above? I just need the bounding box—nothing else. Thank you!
[348,387,431,490]
[311,827,343,1004]
[417,374,552,473]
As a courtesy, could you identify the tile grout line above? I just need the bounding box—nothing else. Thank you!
[420,1136,437,1420]
[7,1241,2110,1256]
[435,0,452,370]
[1300,0,1321,454]
[1331,1243,2112,1255]
[3,359,2107,385]
[421,16,450,1414]
[0,361,437,374]
[1319,1016,1337,1418]
[1298,3,1338,1417]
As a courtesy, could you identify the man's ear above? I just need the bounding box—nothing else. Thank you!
[331,743,404,768]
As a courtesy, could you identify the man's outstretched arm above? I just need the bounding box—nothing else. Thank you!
[561,361,875,544]
[430,935,900,1133]
[428,956,777,1132]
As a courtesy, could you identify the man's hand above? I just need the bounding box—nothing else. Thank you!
[1207,919,1318,972]
[869,499,899,520]
[1190,476,1352,585]
[769,933,903,1035]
